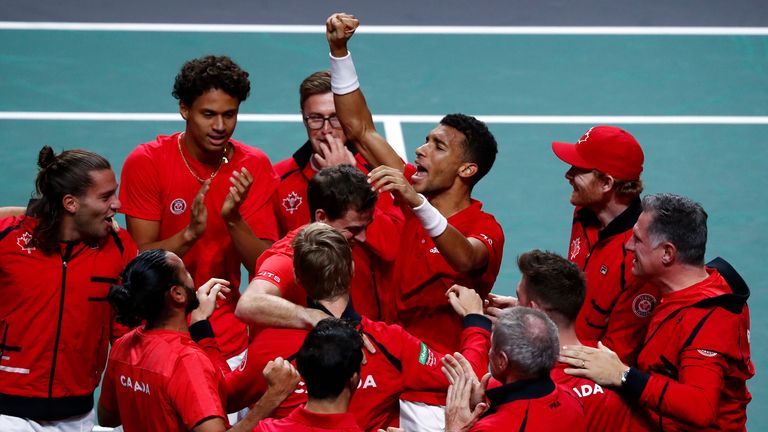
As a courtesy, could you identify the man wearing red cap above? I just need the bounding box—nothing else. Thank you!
[551,126,659,365]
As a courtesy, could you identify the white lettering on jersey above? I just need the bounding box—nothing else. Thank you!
[120,375,150,395]
[572,383,604,398]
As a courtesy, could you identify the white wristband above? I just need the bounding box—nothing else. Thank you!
[329,51,360,95]
[412,194,448,237]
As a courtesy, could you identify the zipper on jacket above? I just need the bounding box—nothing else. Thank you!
[48,242,74,398]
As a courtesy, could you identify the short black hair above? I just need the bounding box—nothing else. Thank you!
[296,318,363,400]
[308,165,377,220]
[172,55,250,107]
[517,250,585,324]
[440,113,498,186]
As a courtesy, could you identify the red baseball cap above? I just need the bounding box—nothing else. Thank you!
[551,126,644,181]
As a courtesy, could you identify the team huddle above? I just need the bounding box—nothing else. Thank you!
[0,12,753,432]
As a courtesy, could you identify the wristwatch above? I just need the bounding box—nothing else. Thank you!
[620,367,631,386]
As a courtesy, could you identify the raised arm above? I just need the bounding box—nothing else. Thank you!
[326,12,404,170]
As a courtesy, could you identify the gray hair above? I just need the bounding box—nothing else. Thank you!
[641,193,707,266]
[492,307,559,379]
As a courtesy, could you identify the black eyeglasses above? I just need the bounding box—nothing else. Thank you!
[304,114,342,130]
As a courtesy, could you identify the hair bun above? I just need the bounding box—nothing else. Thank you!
[37,145,56,169]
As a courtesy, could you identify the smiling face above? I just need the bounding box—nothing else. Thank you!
[302,92,347,154]
[320,208,374,246]
[180,88,240,162]
[626,211,665,279]
[411,124,473,195]
[564,166,606,208]
[71,169,121,242]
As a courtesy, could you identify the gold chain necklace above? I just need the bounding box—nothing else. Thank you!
[177,133,229,183]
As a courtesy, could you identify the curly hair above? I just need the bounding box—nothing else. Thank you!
[172,55,250,107]
[439,113,498,186]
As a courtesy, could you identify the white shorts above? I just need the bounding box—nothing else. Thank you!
[399,400,445,432]
[0,409,95,432]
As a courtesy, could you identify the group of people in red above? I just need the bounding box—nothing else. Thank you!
[0,11,753,432]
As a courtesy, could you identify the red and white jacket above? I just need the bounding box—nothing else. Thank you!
[0,216,137,419]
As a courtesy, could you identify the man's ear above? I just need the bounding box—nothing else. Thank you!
[457,162,478,179]
[349,371,360,393]
[314,209,328,223]
[168,285,186,305]
[179,102,189,121]
[62,194,79,214]
[492,348,509,372]
[599,174,615,193]
[661,241,677,266]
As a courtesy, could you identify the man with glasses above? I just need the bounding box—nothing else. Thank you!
[273,71,376,237]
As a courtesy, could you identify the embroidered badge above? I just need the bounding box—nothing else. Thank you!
[282,192,303,215]
[578,127,596,144]
[697,349,718,358]
[170,198,187,215]
[632,293,657,318]
[570,237,581,260]
[16,232,35,254]
[417,342,437,366]
[600,265,608,275]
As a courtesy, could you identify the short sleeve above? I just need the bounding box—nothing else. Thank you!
[120,145,163,221]
[167,351,227,429]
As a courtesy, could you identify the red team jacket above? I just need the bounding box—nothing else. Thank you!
[567,200,660,364]
[474,377,586,432]
[621,260,753,431]
[120,133,280,359]
[0,216,137,419]
[222,302,491,431]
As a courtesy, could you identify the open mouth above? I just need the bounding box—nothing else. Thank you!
[208,135,228,146]
[412,163,428,182]
[105,215,119,232]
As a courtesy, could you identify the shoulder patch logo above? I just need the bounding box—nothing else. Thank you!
[170,198,187,215]
[697,349,719,358]
[417,342,437,366]
[569,237,581,260]
[282,192,303,215]
[16,232,35,254]
[632,293,657,318]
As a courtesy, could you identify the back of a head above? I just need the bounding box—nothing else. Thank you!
[439,113,498,186]
[642,193,708,266]
[517,250,586,325]
[172,55,251,107]
[308,165,377,220]
[299,70,332,111]
[108,249,177,328]
[492,307,560,380]
[292,223,352,301]
[28,145,111,253]
[296,318,363,401]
